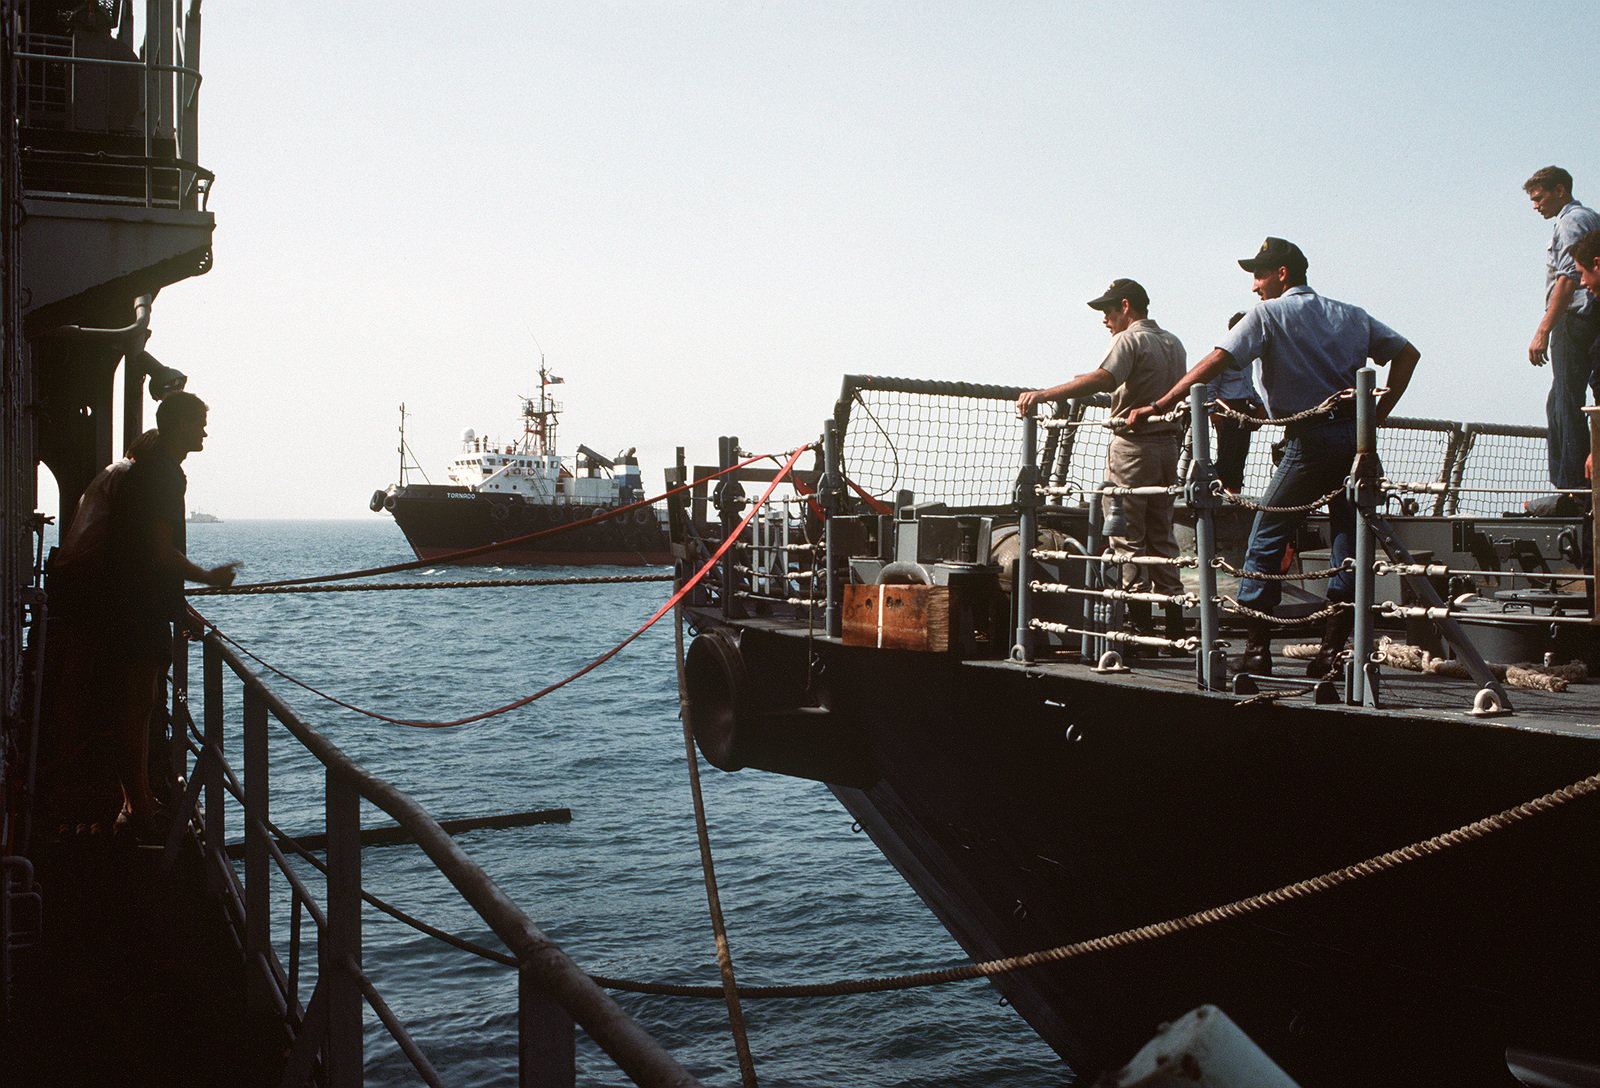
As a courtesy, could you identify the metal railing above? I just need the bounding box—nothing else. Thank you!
[1011,376,1535,713]
[165,623,702,1088]
[16,1,210,210]
[833,373,1551,517]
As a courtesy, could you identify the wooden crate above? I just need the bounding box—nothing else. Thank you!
[842,583,953,652]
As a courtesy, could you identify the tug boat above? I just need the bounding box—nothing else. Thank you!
[372,364,670,565]
[671,374,1600,1087]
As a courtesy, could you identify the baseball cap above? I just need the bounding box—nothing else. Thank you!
[1086,278,1149,312]
[1238,237,1308,274]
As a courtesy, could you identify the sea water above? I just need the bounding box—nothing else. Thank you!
[185,520,1068,1087]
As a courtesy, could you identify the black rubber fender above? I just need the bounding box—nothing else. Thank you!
[683,629,750,771]
[683,629,879,788]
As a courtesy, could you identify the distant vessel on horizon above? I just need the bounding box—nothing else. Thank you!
[371,362,670,565]
[186,510,221,524]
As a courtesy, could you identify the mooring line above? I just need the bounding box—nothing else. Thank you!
[578,767,1600,999]
[226,452,780,592]
[192,444,814,729]
[675,599,760,1086]
[191,573,674,596]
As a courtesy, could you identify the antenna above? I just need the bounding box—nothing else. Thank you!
[521,353,561,457]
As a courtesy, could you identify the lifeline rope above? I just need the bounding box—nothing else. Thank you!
[1034,551,1199,567]
[1213,557,1350,583]
[191,573,674,596]
[1222,597,1348,626]
[196,445,815,729]
[1220,482,1346,514]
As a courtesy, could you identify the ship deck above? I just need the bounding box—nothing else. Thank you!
[3,834,286,1086]
[994,644,1600,736]
[732,614,1600,737]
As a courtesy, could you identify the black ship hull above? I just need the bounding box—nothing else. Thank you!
[384,485,670,565]
[698,623,1599,1086]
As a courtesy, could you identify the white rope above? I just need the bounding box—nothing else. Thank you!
[1378,601,1595,625]
[1030,618,1199,652]
[1029,581,1196,607]
[1033,550,1198,567]
[1037,483,1183,498]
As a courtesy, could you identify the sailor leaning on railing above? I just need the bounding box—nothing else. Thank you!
[1568,227,1600,485]
[1525,166,1600,508]
[1123,236,1422,680]
[1017,277,1188,647]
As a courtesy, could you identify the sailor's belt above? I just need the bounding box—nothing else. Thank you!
[1281,403,1355,437]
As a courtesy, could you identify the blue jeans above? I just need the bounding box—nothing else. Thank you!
[1547,308,1600,490]
[1236,419,1357,615]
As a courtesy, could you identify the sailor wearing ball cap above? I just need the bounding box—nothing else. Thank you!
[1127,238,1422,678]
[1018,278,1187,634]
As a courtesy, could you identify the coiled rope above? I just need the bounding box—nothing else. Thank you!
[195,445,814,729]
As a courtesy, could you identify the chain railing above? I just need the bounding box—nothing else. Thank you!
[1010,373,1549,713]
[163,624,702,1088]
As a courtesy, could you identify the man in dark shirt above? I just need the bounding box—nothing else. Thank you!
[50,391,236,839]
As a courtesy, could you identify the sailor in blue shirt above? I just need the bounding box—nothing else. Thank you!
[1202,311,1262,493]
[1128,237,1421,677]
[1524,166,1600,498]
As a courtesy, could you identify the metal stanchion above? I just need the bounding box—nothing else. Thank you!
[1013,410,1040,664]
[822,421,842,639]
[1350,368,1379,706]
[715,436,743,621]
[1588,406,1600,616]
[1187,386,1226,690]
[1081,478,1109,662]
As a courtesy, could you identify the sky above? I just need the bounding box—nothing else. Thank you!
[75,1,1599,520]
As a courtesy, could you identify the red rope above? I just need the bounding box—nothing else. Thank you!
[771,451,889,519]
[227,451,781,591]
[844,475,892,515]
[195,445,812,729]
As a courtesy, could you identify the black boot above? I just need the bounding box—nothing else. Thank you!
[1305,608,1355,679]
[1162,603,1186,656]
[1232,620,1272,676]
[1122,600,1153,658]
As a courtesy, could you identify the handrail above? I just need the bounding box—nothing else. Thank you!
[17,2,208,211]
[178,624,702,1087]
[14,51,201,78]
